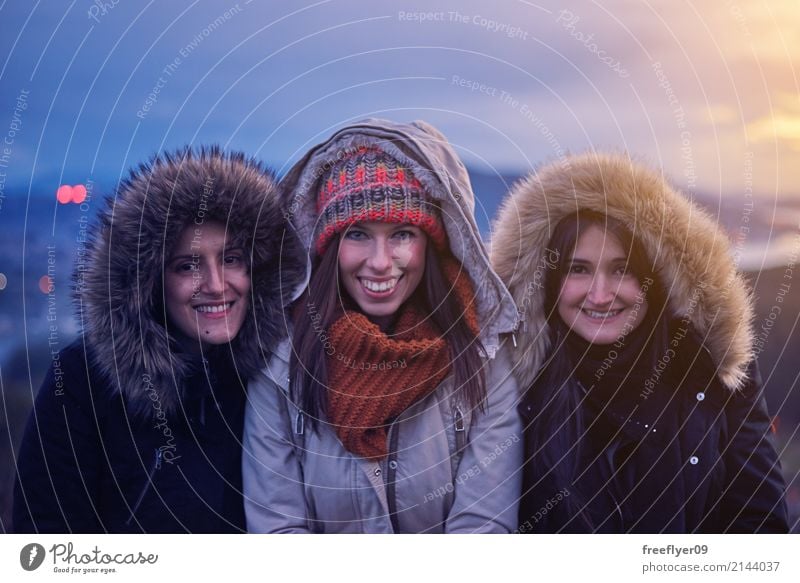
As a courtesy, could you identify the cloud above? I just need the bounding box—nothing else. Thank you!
[747,93,800,151]
[738,230,800,271]
[706,104,739,125]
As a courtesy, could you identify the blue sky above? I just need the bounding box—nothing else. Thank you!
[1,0,798,203]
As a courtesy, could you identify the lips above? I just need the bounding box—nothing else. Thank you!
[581,308,623,320]
[194,302,233,316]
[360,277,398,293]
[358,276,402,297]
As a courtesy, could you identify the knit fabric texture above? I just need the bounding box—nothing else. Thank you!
[315,146,447,254]
[325,257,480,460]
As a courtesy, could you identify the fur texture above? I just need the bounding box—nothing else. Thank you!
[75,147,305,418]
[491,152,754,392]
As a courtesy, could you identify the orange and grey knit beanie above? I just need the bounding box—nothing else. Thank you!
[314,146,447,254]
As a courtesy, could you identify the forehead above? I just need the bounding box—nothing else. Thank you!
[171,220,230,253]
[570,224,626,259]
[347,221,422,234]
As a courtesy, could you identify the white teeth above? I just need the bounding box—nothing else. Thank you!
[361,278,397,293]
[195,303,232,313]
[583,309,622,319]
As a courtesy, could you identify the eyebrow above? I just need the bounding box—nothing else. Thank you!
[168,247,244,261]
[392,224,422,232]
[568,256,629,264]
[168,254,199,262]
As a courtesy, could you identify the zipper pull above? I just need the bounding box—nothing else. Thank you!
[294,412,304,435]
[511,333,517,348]
[454,406,465,432]
[155,448,163,470]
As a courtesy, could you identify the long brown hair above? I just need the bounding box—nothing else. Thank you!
[290,234,486,429]
[522,210,669,530]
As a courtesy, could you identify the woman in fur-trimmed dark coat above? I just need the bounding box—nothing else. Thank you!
[491,152,789,533]
[13,148,305,533]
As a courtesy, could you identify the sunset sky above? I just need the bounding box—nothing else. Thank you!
[1,0,797,204]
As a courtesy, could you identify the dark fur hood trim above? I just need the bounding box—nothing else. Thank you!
[75,146,305,418]
[491,152,754,392]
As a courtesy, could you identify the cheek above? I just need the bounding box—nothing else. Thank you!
[556,279,586,325]
[394,243,415,268]
[164,274,190,307]
[337,260,357,298]
[622,281,645,306]
[407,244,426,280]
[336,242,361,273]
[231,270,251,297]
[393,238,426,270]
[631,294,648,326]
[557,279,581,307]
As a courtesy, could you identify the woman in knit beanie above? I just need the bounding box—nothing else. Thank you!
[243,120,522,533]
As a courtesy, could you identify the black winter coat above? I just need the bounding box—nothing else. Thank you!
[14,342,247,533]
[12,148,306,533]
[518,333,789,533]
[492,152,790,534]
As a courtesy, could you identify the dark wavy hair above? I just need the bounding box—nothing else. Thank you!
[521,210,669,531]
[290,234,486,430]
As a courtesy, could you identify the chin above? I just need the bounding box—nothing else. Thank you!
[201,333,236,346]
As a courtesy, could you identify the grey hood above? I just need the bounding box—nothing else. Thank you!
[280,119,518,356]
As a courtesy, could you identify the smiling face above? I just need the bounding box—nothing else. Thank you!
[164,220,250,349]
[557,224,648,345]
[337,222,427,329]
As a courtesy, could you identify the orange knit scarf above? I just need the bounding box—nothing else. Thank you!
[326,259,479,460]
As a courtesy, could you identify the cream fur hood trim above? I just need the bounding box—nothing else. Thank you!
[490,152,754,392]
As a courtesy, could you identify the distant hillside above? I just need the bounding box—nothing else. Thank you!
[745,266,800,424]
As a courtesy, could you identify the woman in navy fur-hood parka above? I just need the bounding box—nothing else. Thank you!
[491,152,789,533]
[13,147,305,533]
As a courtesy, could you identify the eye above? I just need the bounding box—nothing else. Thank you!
[392,229,415,241]
[613,263,634,277]
[224,253,244,266]
[567,263,588,275]
[174,260,199,273]
[343,229,368,241]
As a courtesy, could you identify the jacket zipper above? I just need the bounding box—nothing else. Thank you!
[606,487,625,532]
[452,405,467,473]
[386,423,400,533]
[125,448,163,526]
[576,380,625,531]
[454,406,465,434]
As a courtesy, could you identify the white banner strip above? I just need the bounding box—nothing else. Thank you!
[2,534,798,582]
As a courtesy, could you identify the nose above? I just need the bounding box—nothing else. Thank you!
[201,263,226,295]
[365,237,393,273]
[587,273,615,305]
